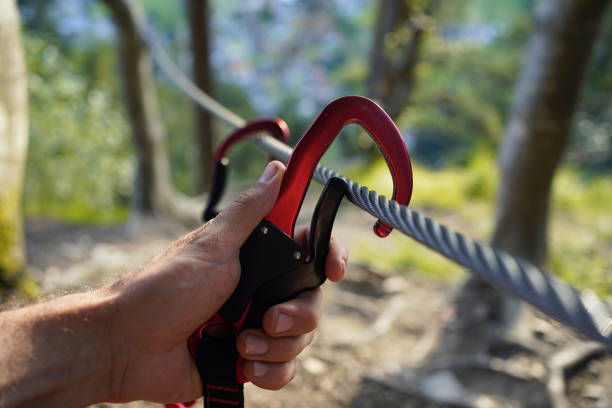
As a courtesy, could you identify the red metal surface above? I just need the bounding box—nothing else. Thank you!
[213,117,290,161]
[265,95,413,238]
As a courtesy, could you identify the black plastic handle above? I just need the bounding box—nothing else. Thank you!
[195,178,348,401]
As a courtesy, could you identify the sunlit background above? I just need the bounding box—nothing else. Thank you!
[0,1,609,406]
[17,0,611,297]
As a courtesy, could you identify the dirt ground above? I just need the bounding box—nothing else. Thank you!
[23,199,611,408]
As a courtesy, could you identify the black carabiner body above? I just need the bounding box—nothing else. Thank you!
[194,178,348,408]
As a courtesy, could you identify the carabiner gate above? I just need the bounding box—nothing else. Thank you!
[203,118,290,221]
[266,95,413,238]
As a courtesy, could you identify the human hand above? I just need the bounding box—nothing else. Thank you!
[102,161,349,403]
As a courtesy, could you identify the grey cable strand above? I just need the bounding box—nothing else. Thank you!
[144,27,246,129]
[143,26,612,348]
[254,138,612,348]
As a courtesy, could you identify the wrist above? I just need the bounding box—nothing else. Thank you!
[87,288,124,404]
[0,290,118,407]
[46,291,117,406]
[94,285,129,403]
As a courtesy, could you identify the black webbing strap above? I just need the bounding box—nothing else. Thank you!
[196,335,245,408]
[194,180,349,408]
[203,384,244,408]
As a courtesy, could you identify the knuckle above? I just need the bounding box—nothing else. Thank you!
[233,187,261,208]
[178,224,230,261]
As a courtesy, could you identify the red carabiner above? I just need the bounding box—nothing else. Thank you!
[214,117,289,162]
[266,95,413,238]
[203,118,290,221]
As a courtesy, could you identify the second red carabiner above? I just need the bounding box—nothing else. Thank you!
[202,118,290,221]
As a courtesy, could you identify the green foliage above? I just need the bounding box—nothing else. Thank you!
[347,152,498,210]
[569,11,612,171]
[353,236,465,281]
[0,185,39,300]
[0,186,24,281]
[24,36,132,224]
[550,169,612,296]
[405,49,509,159]
[396,3,530,167]
[16,0,611,299]
[156,84,195,195]
[141,0,185,33]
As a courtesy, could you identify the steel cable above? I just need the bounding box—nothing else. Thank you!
[142,26,612,348]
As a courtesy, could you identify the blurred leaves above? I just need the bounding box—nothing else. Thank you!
[16,0,612,296]
[569,10,612,171]
[24,36,132,223]
[397,7,529,166]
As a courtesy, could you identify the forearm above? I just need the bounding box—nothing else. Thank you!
[0,291,115,407]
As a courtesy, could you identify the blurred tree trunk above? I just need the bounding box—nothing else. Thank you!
[492,0,609,264]
[102,0,200,226]
[449,0,610,354]
[186,0,215,194]
[367,0,431,120]
[0,0,29,297]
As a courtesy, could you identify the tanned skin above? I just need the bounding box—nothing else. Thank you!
[0,162,348,407]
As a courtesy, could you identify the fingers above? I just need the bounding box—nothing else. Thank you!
[236,289,322,390]
[326,236,348,282]
[242,359,298,390]
[261,288,323,337]
[237,330,315,363]
[207,161,286,247]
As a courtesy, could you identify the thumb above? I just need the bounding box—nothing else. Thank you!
[208,160,286,247]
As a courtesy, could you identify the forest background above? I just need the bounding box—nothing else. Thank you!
[14,0,611,295]
[0,0,611,406]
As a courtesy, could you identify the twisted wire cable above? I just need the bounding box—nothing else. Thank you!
[254,135,612,347]
[143,26,612,348]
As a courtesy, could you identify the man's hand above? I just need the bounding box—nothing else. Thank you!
[0,161,348,407]
[101,161,348,403]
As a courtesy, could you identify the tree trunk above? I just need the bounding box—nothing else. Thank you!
[367,0,428,120]
[450,0,610,354]
[186,0,215,194]
[0,0,29,297]
[102,0,200,226]
[492,0,609,264]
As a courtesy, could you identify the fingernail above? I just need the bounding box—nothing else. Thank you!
[253,361,269,378]
[245,335,268,355]
[259,162,278,183]
[275,313,294,334]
